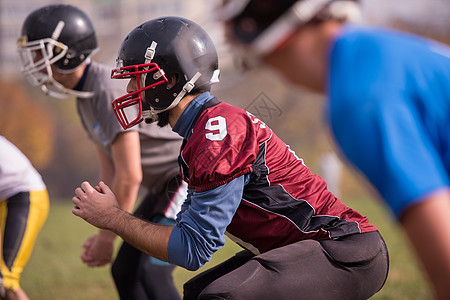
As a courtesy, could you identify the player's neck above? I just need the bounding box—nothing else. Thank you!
[169,94,196,127]
[51,63,87,90]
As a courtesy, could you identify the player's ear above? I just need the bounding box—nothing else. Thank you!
[166,74,178,90]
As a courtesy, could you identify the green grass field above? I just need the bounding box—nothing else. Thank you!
[21,198,433,299]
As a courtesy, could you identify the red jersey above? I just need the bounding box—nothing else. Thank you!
[179,101,377,254]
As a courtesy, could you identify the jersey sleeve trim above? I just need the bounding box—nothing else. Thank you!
[192,167,252,193]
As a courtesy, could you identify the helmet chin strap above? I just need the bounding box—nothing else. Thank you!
[140,41,158,120]
[142,71,202,124]
[142,110,159,124]
[41,59,94,99]
[40,81,94,99]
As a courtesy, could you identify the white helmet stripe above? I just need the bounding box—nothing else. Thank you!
[252,0,332,55]
[51,21,65,40]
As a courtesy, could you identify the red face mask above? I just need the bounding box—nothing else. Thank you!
[111,62,168,129]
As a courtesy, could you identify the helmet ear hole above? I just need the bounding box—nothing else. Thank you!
[166,74,178,90]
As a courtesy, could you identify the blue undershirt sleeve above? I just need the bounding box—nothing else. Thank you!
[167,174,248,270]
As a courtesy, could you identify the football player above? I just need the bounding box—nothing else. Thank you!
[17,5,185,300]
[0,136,49,300]
[72,16,389,299]
[221,0,450,299]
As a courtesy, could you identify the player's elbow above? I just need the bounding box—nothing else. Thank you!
[183,262,202,271]
[129,172,143,186]
[116,170,142,187]
[181,254,209,271]
[168,226,218,271]
[171,240,211,271]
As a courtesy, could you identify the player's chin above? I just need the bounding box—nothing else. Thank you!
[157,110,170,127]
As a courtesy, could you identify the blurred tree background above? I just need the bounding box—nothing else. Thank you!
[0,80,54,168]
[0,79,99,199]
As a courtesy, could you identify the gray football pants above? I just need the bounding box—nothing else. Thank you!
[184,231,389,300]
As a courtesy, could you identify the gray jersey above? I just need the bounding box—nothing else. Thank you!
[76,61,183,193]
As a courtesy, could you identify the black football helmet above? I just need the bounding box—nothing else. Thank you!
[220,0,360,58]
[111,16,220,129]
[17,4,98,98]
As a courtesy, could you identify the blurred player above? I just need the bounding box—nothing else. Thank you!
[0,136,49,300]
[17,4,185,300]
[71,16,389,299]
[220,0,450,298]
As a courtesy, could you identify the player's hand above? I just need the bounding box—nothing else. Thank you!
[72,181,119,229]
[81,234,114,267]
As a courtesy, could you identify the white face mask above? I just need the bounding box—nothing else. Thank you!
[17,21,94,99]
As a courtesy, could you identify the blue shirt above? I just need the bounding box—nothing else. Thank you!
[327,25,450,218]
[168,92,249,270]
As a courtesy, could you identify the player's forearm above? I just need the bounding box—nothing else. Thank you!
[96,136,142,214]
[107,207,173,262]
[111,178,141,213]
[97,228,117,242]
[109,131,143,213]
[401,188,450,299]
